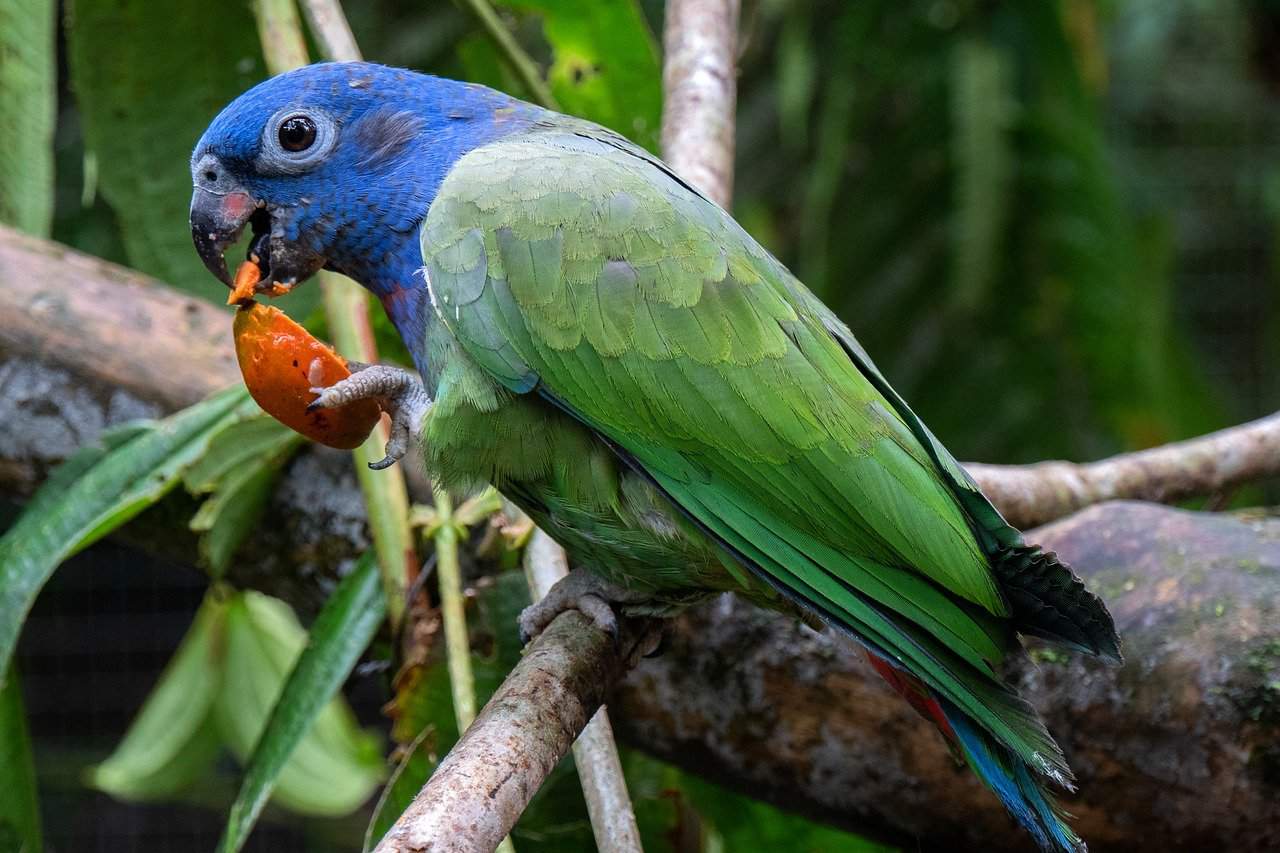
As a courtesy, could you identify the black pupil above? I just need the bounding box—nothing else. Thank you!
[279,116,316,152]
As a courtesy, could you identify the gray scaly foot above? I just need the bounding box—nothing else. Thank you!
[307,362,431,469]
[518,567,653,645]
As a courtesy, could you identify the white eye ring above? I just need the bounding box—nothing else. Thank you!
[257,107,338,174]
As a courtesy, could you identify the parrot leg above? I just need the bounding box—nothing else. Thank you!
[518,567,652,645]
[308,363,432,469]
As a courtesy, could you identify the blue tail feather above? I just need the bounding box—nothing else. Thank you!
[943,703,1084,853]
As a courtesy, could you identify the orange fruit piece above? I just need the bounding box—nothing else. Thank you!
[231,264,381,449]
[227,257,293,304]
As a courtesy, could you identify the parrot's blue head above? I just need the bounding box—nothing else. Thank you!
[190,61,537,334]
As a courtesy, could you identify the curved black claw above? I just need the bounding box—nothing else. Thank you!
[518,623,533,646]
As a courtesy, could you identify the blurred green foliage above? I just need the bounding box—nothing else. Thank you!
[0,0,55,236]
[735,1,1231,464]
[66,1,271,299]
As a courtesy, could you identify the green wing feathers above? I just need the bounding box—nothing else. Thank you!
[421,125,1117,781]
[815,304,1120,661]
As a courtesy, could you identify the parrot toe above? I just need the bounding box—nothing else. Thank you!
[306,363,432,468]
[518,567,651,646]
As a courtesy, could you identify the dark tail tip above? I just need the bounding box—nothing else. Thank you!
[992,545,1122,663]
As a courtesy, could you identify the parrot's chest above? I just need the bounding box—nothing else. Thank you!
[422,364,740,599]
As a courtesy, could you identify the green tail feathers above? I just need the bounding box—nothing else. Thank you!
[868,649,1082,852]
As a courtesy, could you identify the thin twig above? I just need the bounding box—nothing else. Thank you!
[431,487,518,853]
[323,279,416,630]
[433,488,477,729]
[660,0,740,207]
[967,411,1280,529]
[455,0,559,110]
[253,0,416,630]
[524,531,644,853]
[253,0,310,76]
[299,0,362,62]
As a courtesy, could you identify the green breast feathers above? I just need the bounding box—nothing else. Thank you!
[415,125,1118,791]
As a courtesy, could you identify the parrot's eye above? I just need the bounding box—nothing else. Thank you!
[257,108,337,174]
[278,115,317,152]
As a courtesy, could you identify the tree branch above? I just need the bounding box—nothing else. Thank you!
[613,502,1280,851]
[0,224,237,412]
[967,414,1280,528]
[299,0,362,63]
[524,531,644,853]
[660,0,740,207]
[372,610,658,853]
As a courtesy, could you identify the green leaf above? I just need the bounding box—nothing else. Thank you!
[0,386,250,681]
[217,561,386,853]
[0,0,55,236]
[88,594,226,801]
[13,421,151,524]
[65,0,317,313]
[497,0,662,149]
[185,415,302,576]
[0,663,41,853]
[190,462,284,577]
[182,416,299,494]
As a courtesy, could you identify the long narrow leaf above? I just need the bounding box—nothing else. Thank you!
[0,0,56,236]
[0,663,40,853]
[186,417,302,576]
[0,386,249,681]
[218,553,386,853]
[216,591,382,817]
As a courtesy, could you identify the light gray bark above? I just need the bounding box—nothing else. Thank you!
[660,0,740,208]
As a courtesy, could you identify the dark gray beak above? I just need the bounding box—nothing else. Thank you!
[190,185,256,287]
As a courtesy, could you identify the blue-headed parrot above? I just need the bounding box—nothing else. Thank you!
[190,62,1119,851]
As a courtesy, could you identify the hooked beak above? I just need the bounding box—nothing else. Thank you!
[190,185,262,287]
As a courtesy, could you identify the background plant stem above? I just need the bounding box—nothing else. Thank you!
[254,0,416,631]
[456,0,558,109]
